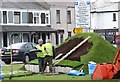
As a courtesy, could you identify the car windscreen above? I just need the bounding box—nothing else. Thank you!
[6,43,26,49]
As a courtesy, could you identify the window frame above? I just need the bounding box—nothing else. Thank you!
[8,11,14,24]
[14,11,21,24]
[56,10,61,24]
[67,10,71,24]
[113,13,116,21]
[33,12,40,24]
[3,11,7,24]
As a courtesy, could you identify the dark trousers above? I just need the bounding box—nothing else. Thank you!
[44,56,53,73]
[38,57,45,73]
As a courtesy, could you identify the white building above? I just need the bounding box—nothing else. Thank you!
[48,1,75,46]
[36,0,75,46]
[0,0,56,48]
[46,0,75,45]
[91,0,120,43]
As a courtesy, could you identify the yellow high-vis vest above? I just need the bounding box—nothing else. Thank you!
[36,44,46,58]
[42,43,53,57]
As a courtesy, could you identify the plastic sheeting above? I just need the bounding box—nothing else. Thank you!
[67,70,86,76]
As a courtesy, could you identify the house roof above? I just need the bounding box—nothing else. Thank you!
[1,0,49,10]
[91,0,118,11]
[0,25,56,33]
[36,0,74,8]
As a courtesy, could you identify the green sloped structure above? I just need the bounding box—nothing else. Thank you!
[56,33,118,73]
[77,33,117,64]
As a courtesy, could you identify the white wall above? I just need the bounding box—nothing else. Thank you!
[91,0,119,30]
[50,6,75,45]
[91,12,118,29]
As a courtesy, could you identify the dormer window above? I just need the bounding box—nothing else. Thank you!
[28,12,33,24]
[34,12,39,24]
[3,11,7,24]
[46,13,49,24]
[14,12,21,24]
[41,13,45,24]
[1,10,50,25]
[0,11,1,23]
[8,11,13,23]
[22,12,28,23]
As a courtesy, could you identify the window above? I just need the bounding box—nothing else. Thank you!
[11,33,20,43]
[0,11,1,23]
[3,32,7,47]
[67,10,71,24]
[60,34,63,44]
[3,11,7,24]
[34,12,39,24]
[68,31,71,38]
[56,33,59,45]
[26,43,33,50]
[24,44,28,49]
[8,11,13,23]
[23,33,29,42]
[113,13,116,21]
[22,12,28,23]
[41,13,45,24]
[14,12,21,24]
[31,33,37,43]
[28,12,33,23]
[56,10,60,23]
[46,13,49,24]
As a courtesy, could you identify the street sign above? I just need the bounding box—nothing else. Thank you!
[75,0,91,30]
[73,28,83,34]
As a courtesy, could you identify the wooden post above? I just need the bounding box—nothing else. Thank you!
[9,44,13,79]
[55,53,63,60]
[53,36,91,65]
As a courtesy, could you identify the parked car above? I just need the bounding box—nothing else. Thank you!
[0,42,39,64]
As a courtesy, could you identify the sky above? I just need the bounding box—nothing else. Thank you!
[91,0,120,2]
[3,0,120,2]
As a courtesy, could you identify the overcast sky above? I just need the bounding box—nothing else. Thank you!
[5,0,120,2]
[91,0,120,2]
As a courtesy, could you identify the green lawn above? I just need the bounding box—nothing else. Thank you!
[2,64,91,80]
[5,74,91,80]
[2,64,24,72]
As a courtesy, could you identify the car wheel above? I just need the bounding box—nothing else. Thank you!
[24,55,30,63]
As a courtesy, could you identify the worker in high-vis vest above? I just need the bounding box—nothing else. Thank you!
[43,39,55,73]
[36,39,46,73]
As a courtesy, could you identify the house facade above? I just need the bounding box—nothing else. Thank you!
[91,0,120,43]
[46,1,75,46]
[0,1,56,48]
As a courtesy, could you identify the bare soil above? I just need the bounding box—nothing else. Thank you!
[55,38,93,61]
